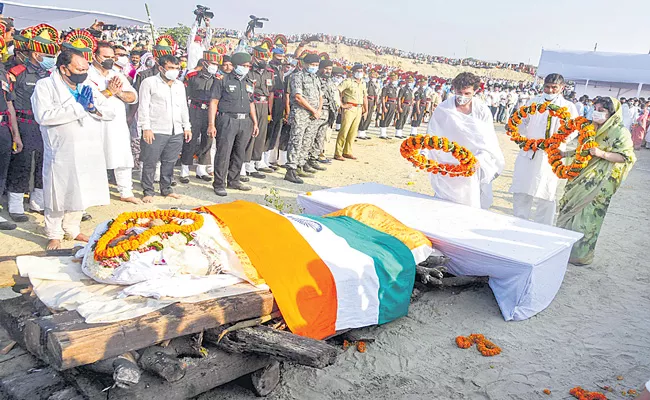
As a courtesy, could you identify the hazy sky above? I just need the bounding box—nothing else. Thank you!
[16,0,650,64]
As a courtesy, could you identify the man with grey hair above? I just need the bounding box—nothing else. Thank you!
[509,73,579,226]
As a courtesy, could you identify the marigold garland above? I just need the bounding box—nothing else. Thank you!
[506,102,573,152]
[94,210,204,262]
[455,333,501,357]
[400,135,477,177]
[545,116,598,180]
[569,386,608,400]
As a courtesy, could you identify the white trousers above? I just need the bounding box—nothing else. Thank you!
[8,188,44,214]
[181,164,210,177]
[44,209,83,240]
[357,130,367,138]
[512,193,556,225]
[114,167,134,199]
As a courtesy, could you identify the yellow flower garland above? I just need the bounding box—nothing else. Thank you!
[94,210,204,261]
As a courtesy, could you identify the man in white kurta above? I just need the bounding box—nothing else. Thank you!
[88,43,141,204]
[32,50,116,249]
[509,74,578,225]
[426,73,505,209]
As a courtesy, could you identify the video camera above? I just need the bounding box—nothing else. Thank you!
[245,15,269,38]
[194,5,214,24]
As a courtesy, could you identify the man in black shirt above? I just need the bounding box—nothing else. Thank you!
[207,52,259,197]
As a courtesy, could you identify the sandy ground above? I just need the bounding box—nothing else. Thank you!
[1,123,649,399]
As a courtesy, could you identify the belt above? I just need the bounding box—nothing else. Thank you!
[253,95,268,102]
[273,90,284,96]
[367,96,377,100]
[402,101,412,105]
[346,102,362,107]
[16,110,37,124]
[190,101,209,110]
[219,112,249,120]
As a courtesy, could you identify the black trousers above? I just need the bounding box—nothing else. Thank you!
[411,106,426,128]
[213,114,253,189]
[245,102,269,162]
[140,133,183,197]
[7,122,43,193]
[380,103,397,128]
[181,106,212,166]
[0,127,12,195]
[358,98,376,131]
[265,101,284,152]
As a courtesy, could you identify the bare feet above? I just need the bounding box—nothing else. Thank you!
[121,197,143,205]
[142,196,154,203]
[166,193,181,199]
[74,233,90,242]
[47,239,61,250]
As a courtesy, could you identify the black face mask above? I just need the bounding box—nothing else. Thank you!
[67,71,88,84]
[100,59,114,70]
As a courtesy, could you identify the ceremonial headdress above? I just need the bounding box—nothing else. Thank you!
[203,44,227,64]
[259,37,274,52]
[318,52,330,61]
[13,27,33,52]
[152,35,177,58]
[252,40,272,60]
[273,34,287,49]
[29,24,60,55]
[62,29,95,61]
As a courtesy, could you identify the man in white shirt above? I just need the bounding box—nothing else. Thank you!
[88,42,141,205]
[186,17,214,72]
[509,73,579,225]
[137,54,192,203]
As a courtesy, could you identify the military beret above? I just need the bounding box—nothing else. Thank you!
[222,55,231,63]
[303,53,320,64]
[407,76,415,82]
[332,66,345,76]
[389,72,398,78]
[319,59,333,69]
[272,47,285,55]
[351,64,363,72]
[230,52,252,66]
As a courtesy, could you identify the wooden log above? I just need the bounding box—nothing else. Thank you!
[107,346,271,400]
[23,288,275,370]
[208,325,340,369]
[47,387,84,400]
[61,368,109,400]
[0,296,40,348]
[250,360,281,397]
[0,367,68,400]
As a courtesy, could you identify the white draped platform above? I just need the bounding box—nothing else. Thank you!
[297,183,583,321]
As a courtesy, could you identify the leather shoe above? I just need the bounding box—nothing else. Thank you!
[302,164,317,174]
[249,171,266,179]
[257,167,274,173]
[214,187,228,197]
[308,161,326,171]
[343,154,357,160]
[0,221,16,230]
[197,175,212,182]
[284,169,304,184]
[296,167,313,178]
[227,182,252,191]
[82,213,92,222]
[9,213,28,223]
[318,158,332,164]
[179,176,190,184]
[334,155,345,161]
[239,176,250,183]
[269,164,279,171]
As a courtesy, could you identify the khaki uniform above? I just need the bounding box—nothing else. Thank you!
[335,78,367,157]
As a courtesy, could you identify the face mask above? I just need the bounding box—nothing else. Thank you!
[7,45,14,56]
[163,69,180,81]
[116,56,130,68]
[100,58,114,70]
[592,110,607,123]
[322,72,331,78]
[354,72,364,80]
[234,65,250,77]
[66,70,88,84]
[255,60,267,70]
[207,65,219,75]
[391,81,399,87]
[180,61,187,69]
[307,66,318,74]
[39,56,55,71]
[456,95,472,106]
[408,83,415,89]
[543,92,559,101]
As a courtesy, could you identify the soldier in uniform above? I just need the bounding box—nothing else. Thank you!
[207,52,259,197]
[5,24,58,223]
[379,72,400,139]
[284,53,322,184]
[409,78,428,137]
[265,45,287,169]
[178,45,224,184]
[243,45,274,179]
[394,75,415,139]
[357,69,380,140]
[307,58,337,171]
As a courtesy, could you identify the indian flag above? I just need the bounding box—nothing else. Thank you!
[201,201,417,340]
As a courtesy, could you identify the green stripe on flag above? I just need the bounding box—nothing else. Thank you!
[308,215,416,324]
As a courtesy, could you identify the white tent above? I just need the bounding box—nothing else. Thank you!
[537,49,650,98]
[0,1,147,29]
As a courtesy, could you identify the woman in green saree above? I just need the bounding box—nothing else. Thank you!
[557,96,636,265]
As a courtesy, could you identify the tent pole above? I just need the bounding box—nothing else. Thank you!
[584,79,589,95]
[637,83,643,98]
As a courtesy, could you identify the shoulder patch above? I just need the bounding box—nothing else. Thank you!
[8,64,26,80]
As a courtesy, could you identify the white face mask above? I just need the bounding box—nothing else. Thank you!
[164,69,180,81]
[207,65,219,75]
[592,110,607,124]
[354,72,364,80]
[115,56,130,68]
[456,95,473,106]
[543,92,560,101]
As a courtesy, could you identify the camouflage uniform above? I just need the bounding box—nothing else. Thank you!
[287,70,322,170]
[309,74,338,161]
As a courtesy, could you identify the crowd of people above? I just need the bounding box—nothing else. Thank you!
[0,12,640,269]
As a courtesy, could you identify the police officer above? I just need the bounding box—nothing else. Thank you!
[357,69,380,140]
[410,78,428,137]
[243,46,274,179]
[379,72,399,139]
[284,53,322,184]
[179,47,222,184]
[5,26,58,223]
[395,75,415,139]
[207,52,258,197]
